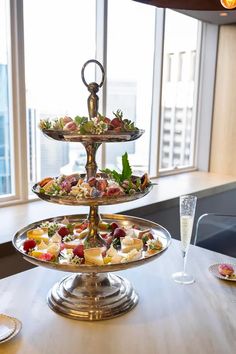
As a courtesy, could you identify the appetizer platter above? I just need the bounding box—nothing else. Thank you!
[13,59,171,321]
[32,153,152,206]
[14,214,170,273]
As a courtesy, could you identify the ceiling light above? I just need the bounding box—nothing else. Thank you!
[220,0,236,9]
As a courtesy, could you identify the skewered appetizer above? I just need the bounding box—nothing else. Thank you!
[39,110,138,134]
[21,218,163,266]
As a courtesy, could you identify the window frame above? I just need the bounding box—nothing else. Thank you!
[156,10,203,178]
[0,0,28,205]
[0,1,218,206]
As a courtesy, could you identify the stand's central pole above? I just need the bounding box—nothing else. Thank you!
[83,142,101,180]
[81,59,106,248]
[84,205,105,248]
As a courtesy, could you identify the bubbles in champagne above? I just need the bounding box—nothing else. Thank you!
[180,215,194,252]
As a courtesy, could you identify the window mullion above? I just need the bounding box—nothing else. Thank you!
[195,22,218,171]
[10,0,28,202]
[95,0,108,170]
[149,8,165,178]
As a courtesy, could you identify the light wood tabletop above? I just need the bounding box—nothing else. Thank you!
[0,239,236,354]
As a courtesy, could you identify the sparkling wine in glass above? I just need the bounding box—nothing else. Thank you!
[172,195,197,284]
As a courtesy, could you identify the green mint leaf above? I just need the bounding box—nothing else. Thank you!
[121,152,132,181]
[112,170,122,183]
[100,168,114,176]
[74,116,88,126]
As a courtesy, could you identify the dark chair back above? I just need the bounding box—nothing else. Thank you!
[194,213,236,257]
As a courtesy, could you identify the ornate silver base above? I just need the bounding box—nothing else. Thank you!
[47,273,138,321]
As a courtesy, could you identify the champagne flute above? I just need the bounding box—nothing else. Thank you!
[172,195,197,284]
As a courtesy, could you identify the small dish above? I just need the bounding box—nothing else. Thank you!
[0,315,16,342]
[0,316,22,344]
[209,263,236,281]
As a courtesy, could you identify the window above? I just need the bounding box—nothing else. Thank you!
[159,10,200,172]
[1,1,217,206]
[0,0,13,197]
[24,0,96,191]
[106,0,155,174]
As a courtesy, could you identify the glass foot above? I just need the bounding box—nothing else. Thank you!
[172,271,195,285]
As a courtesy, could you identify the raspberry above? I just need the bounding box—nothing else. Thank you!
[23,239,36,252]
[73,245,84,258]
[58,226,70,238]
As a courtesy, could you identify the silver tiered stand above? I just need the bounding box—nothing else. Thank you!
[13,60,171,321]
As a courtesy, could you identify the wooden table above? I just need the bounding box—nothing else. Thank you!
[0,240,236,354]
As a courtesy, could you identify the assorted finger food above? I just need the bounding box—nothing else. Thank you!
[39,110,138,134]
[21,217,164,266]
[34,153,151,199]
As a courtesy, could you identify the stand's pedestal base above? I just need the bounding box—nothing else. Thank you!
[47,273,138,321]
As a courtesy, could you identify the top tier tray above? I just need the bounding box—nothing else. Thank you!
[41,129,144,143]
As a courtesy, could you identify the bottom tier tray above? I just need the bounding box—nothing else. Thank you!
[13,214,171,321]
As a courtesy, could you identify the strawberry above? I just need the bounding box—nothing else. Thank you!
[23,239,37,252]
[111,117,122,129]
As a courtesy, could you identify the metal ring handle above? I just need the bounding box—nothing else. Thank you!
[81,59,105,88]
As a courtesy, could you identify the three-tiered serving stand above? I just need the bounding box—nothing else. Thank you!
[13,60,171,321]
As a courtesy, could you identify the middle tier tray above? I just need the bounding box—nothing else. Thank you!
[32,177,152,206]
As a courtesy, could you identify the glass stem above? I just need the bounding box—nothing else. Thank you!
[183,250,187,274]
